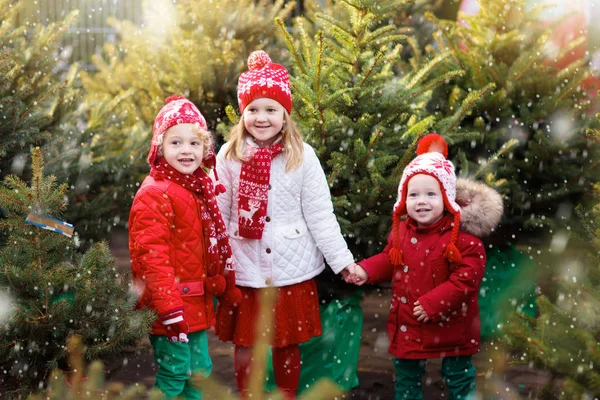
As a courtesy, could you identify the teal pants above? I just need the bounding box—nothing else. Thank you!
[393,356,475,400]
[150,330,213,400]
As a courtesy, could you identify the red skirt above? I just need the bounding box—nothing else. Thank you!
[231,279,322,348]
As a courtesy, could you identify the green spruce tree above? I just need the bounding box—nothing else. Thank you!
[275,0,494,260]
[424,0,600,245]
[0,148,153,397]
[0,0,81,181]
[501,178,600,398]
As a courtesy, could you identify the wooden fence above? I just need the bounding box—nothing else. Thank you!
[18,0,143,70]
[17,0,305,71]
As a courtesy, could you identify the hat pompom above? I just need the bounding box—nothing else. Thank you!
[417,133,448,158]
[247,50,272,70]
[165,94,185,103]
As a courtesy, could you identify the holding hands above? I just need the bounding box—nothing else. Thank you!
[340,262,369,286]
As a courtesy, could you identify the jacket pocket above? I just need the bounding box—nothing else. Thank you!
[178,281,205,297]
[386,298,399,343]
[422,313,466,349]
[277,220,308,239]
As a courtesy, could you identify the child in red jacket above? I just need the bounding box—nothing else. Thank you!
[128,95,240,399]
[347,134,503,400]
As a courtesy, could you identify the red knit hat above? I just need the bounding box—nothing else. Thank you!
[389,133,462,266]
[148,95,225,194]
[148,95,208,165]
[237,50,292,114]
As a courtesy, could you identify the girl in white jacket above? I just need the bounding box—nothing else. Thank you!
[215,50,357,399]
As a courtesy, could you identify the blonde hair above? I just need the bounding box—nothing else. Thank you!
[224,111,304,171]
[157,124,214,163]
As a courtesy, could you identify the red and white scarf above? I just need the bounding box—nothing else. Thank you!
[150,158,233,277]
[238,142,283,239]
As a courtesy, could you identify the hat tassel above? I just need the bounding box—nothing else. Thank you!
[389,247,403,266]
[212,164,227,196]
[444,212,462,263]
[444,242,462,263]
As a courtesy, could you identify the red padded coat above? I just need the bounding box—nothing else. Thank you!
[358,178,503,360]
[128,176,215,335]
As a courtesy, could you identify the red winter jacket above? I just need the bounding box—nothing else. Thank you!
[359,178,503,359]
[129,176,215,335]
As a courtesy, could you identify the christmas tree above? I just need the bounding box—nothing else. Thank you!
[276,0,494,260]
[0,148,153,397]
[66,0,296,246]
[424,0,600,245]
[0,0,81,181]
[501,178,600,398]
[265,0,501,303]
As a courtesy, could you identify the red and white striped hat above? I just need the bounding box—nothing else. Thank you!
[389,133,463,265]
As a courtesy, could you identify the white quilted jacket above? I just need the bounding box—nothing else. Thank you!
[216,140,354,288]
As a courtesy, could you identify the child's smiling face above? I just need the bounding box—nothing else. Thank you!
[243,98,285,147]
[161,124,204,175]
[405,174,445,227]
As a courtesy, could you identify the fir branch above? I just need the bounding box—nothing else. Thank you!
[508,36,548,83]
[327,166,340,187]
[407,37,422,66]
[401,115,435,140]
[392,134,422,179]
[14,83,67,129]
[31,147,44,206]
[358,128,382,167]
[224,105,238,125]
[554,72,592,107]
[359,49,384,87]
[338,0,360,12]
[425,11,464,70]
[439,82,495,135]
[0,190,27,209]
[322,87,358,107]
[275,17,308,76]
[554,35,587,67]
[315,31,324,94]
[467,52,487,108]
[362,24,402,46]
[473,138,519,179]
[394,70,464,109]
[404,52,450,90]
[316,13,355,44]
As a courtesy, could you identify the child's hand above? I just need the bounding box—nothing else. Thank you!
[339,264,353,281]
[160,310,190,343]
[413,301,429,323]
[342,263,369,286]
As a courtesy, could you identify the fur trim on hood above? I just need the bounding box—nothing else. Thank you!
[455,178,503,237]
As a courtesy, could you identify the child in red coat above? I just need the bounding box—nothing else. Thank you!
[129,95,240,399]
[347,134,503,400]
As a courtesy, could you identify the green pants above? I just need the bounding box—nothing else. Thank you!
[393,356,475,400]
[150,330,213,400]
